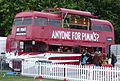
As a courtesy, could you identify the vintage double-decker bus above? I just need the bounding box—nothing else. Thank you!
[6,8,114,68]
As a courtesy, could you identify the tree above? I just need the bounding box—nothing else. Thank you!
[0,0,120,43]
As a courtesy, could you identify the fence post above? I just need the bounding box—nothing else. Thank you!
[0,57,4,74]
[21,61,23,76]
[38,62,42,79]
[116,67,118,81]
[0,59,2,74]
[64,64,68,81]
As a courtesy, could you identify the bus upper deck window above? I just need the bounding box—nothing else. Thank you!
[23,17,32,25]
[34,17,47,25]
[14,18,22,25]
[92,24,102,31]
[103,25,112,32]
[49,19,61,27]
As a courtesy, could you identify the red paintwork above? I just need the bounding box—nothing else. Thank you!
[49,56,80,60]
[60,8,96,17]
[56,61,80,65]
[9,24,114,47]
[42,8,96,17]
[15,11,61,19]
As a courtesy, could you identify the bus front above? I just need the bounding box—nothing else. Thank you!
[6,11,61,56]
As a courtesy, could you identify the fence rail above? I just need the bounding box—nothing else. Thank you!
[21,61,120,81]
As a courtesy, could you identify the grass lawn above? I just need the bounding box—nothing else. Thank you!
[0,75,62,81]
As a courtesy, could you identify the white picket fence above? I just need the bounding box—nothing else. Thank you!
[21,61,120,81]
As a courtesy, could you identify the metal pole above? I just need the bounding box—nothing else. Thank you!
[116,45,118,55]
[0,59,2,74]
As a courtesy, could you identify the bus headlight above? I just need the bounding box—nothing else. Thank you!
[107,37,113,42]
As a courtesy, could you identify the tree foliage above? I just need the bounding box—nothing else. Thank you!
[0,0,120,43]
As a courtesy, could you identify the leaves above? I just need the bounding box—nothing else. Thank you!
[0,0,120,43]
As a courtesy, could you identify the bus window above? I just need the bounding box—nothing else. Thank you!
[62,46,72,52]
[49,45,59,52]
[24,41,33,52]
[19,41,33,52]
[49,45,73,53]
[70,25,88,30]
[73,47,80,53]
[49,19,61,27]
[36,42,46,52]
[70,16,90,30]
[14,18,22,25]
[34,17,47,25]
[10,40,19,52]
[20,41,24,52]
[81,46,102,54]
[103,25,112,32]
[10,40,19,49]
[92,24,102,31]
[23,17,32,25]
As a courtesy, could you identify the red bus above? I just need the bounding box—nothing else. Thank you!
[6,8,114,66]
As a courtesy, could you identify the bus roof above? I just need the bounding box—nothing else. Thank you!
[15,8,96,19]
[60,8,96,17]
[91,19,113,25]
[42,8,96,17]
[15,11,61,19]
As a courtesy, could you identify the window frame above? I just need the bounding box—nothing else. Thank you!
[23,17,32,25]
[14,18,22,25]
[92,24,112,32]
[48,19,61,27]
[103,24,112,32]
[92,24,103,31]
[34,17,48,26]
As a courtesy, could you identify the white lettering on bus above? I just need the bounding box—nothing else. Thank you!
[51,30,100,41]
[72,32,81,40]
[51,30,71,40]
[81,32,99,41]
